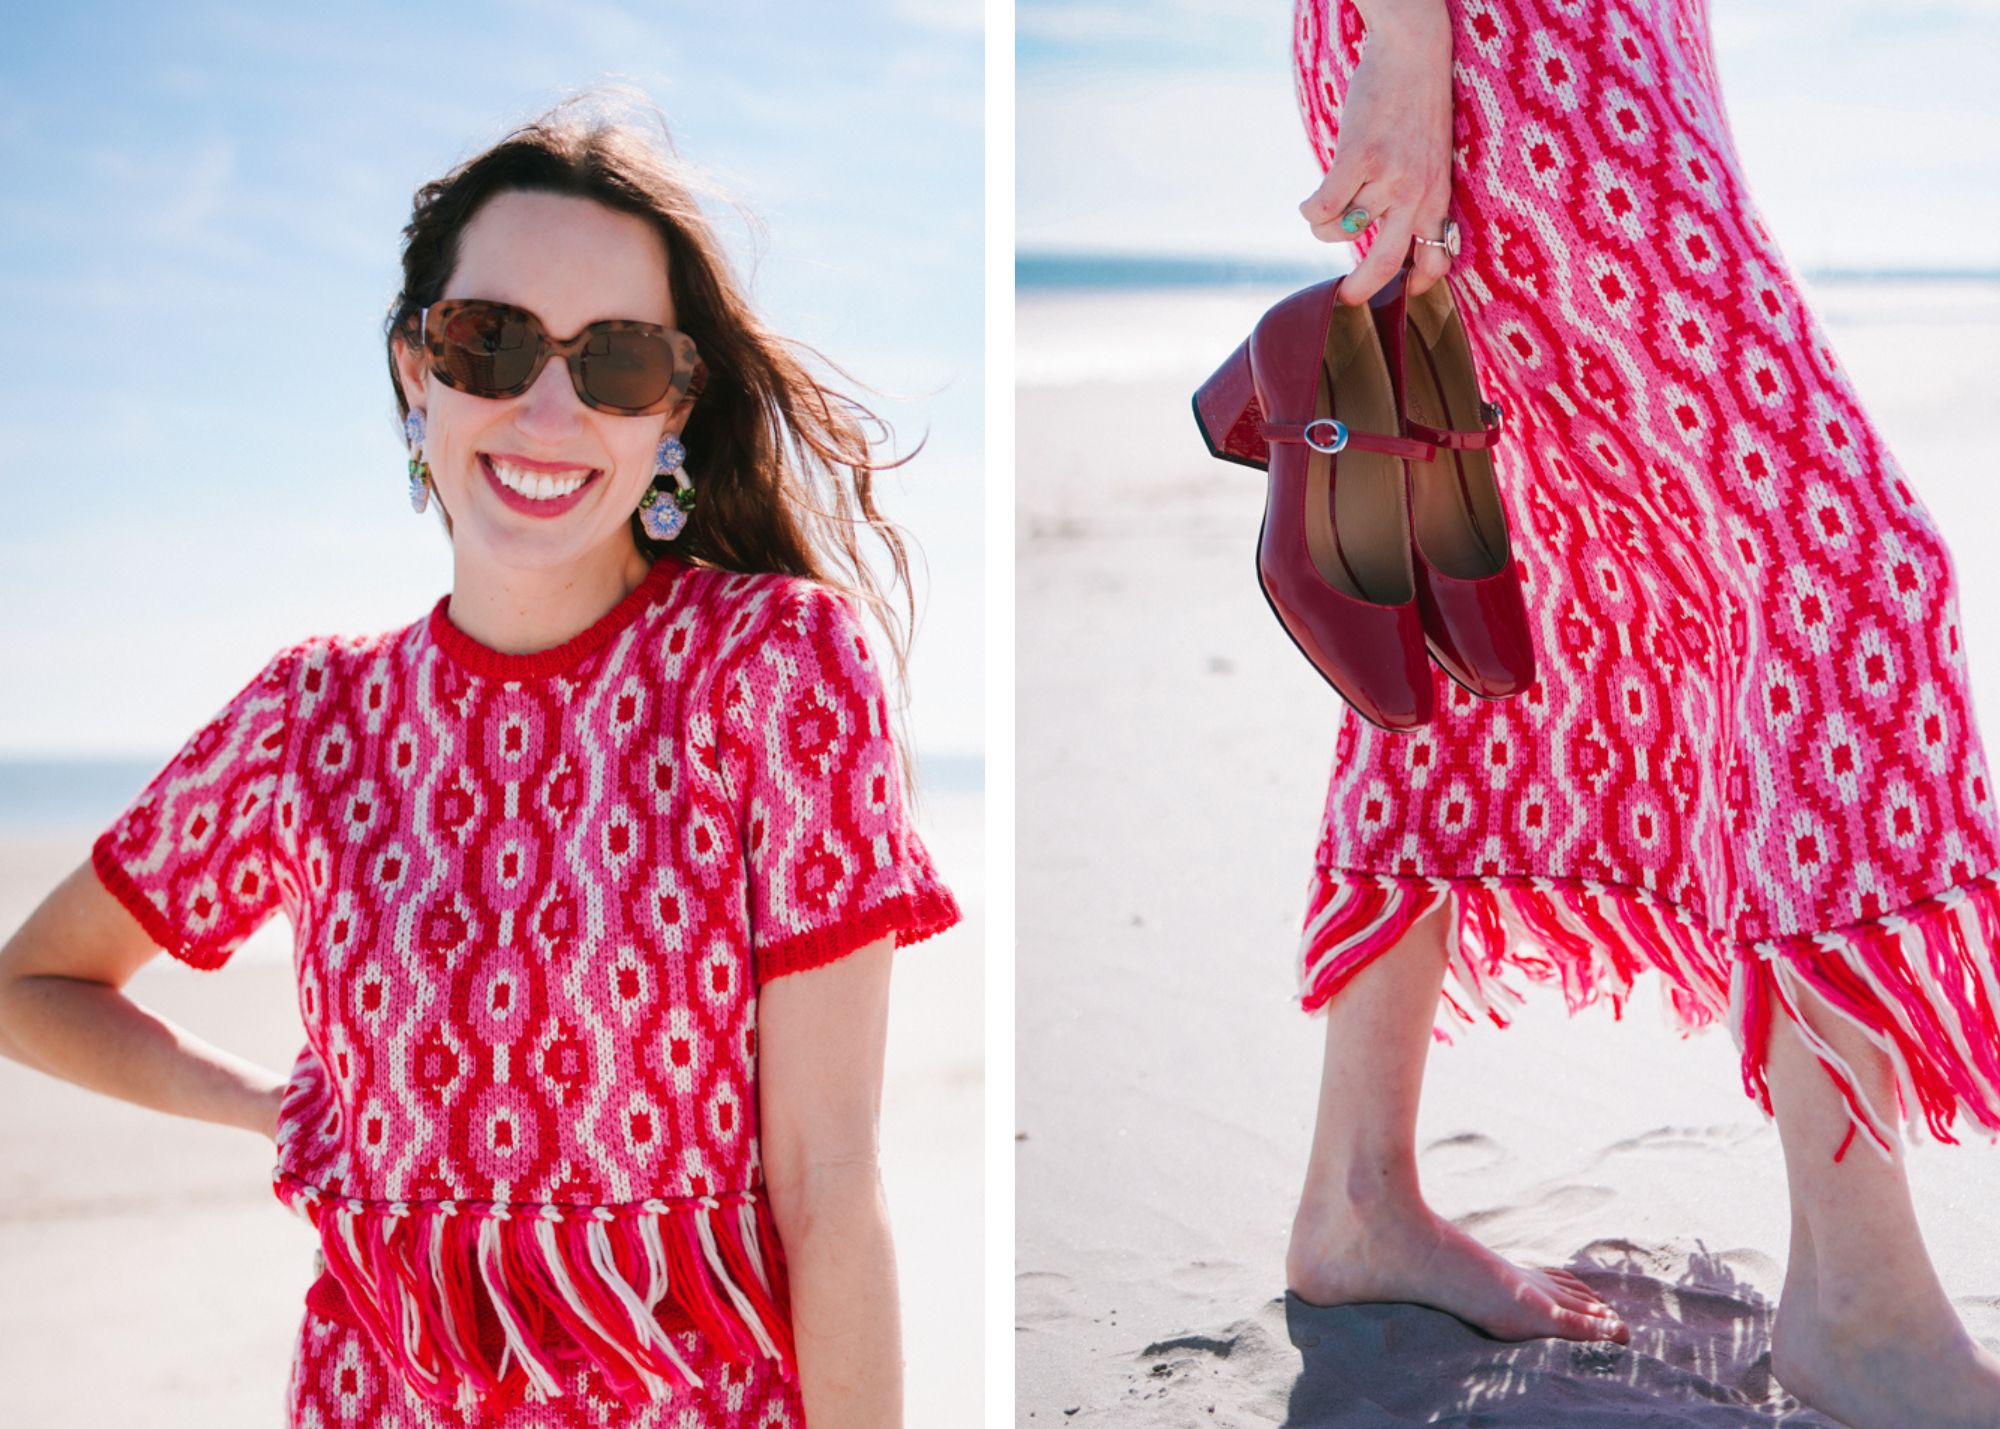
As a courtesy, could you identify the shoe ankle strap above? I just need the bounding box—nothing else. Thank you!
[1258,418,1437,462]
[1405,398,1506,451]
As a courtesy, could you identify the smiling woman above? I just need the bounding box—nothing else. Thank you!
[0,83,962,1429]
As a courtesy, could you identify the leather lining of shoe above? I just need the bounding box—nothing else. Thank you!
[1307,298,1414,605]
[1406,280,1512,580]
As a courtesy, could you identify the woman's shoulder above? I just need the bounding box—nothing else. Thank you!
[256,616,430,703]
[664,562,865,653]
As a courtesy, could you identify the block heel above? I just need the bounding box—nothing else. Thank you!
[1191,338,1269,470]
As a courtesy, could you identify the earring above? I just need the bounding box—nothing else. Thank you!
[637,434,696,542]
[404,409,432,514]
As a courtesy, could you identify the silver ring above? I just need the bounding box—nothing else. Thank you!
[1304,418,1349,454]
[1412,219,1461,258]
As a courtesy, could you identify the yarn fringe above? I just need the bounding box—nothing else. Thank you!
[1296,865,2000,1166]
[275,1171,794,1415]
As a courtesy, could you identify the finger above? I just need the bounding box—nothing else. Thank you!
[1405,213,1455,297]
[1299,148,1369,226]
[1299,140,1385,243]
[1314,174,1394,263]
[1303,188,1375,246]
[1337,204,1416,306]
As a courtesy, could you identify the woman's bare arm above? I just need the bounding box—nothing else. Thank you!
[758,934,903,1428]
[0,857,284,1141]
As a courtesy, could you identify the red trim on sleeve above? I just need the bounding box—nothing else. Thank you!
[89,829,232,972]
[754,882,962,986]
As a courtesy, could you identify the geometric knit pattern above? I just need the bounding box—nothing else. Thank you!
[91,553,960,1423]
[1289,0,2000,1165]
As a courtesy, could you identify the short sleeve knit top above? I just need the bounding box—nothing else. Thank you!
[89,552,963,1415]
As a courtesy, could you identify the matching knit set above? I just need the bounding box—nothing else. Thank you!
[91,553,961,1425]
[84,0,2000,1419]
[1291,0,2000,1164]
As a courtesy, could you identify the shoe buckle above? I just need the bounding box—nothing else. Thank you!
[1303,418,1349,454]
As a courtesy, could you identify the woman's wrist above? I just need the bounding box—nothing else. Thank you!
[252,1078,285,1143]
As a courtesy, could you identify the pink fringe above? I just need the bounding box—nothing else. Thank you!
[275,1171,796,1414]
[1297,865,2000,1165]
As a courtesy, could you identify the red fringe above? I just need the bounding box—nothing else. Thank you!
[1297,865,2000,1164]
[275,1175,796,1414]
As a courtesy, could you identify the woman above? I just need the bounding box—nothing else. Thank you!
[1277,1,2000,1424]
[0,90,960,1428]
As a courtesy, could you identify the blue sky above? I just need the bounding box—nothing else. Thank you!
[0,1,982,758]
[1018,0,2000,271]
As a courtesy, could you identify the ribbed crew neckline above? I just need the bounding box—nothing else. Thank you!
[426,555,685,681]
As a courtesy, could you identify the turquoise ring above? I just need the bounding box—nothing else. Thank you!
[1338,206,1370,234]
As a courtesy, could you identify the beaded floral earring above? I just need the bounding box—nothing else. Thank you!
[637,434,696,541]
[404,409,432,514]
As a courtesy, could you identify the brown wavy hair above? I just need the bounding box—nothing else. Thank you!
[384,84,931,804]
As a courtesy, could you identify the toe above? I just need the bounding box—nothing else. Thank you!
[1548,1270,1614,1310]
[1556,1303,1628,1343]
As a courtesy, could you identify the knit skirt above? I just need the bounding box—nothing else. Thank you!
[286,1286,804,1427]
[1290,0,2000,1163]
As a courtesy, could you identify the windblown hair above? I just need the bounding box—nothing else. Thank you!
[385,83,929,800]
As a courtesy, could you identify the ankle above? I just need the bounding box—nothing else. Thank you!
[1295,1164,1426,1232]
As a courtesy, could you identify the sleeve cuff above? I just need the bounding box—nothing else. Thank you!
[753,882,963,986]
[89,831,231,972]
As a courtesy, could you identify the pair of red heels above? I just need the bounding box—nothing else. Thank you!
[1191,248,1535,731]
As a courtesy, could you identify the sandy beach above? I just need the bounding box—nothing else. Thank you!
[0,783,981,1425]
[1015,280,2000,1425]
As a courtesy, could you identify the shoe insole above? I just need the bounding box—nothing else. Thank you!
[1404,282,1509,580]
[1307,300,1412,604]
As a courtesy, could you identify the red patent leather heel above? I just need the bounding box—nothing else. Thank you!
[1192,339,1269,470]
[1191,276,1442,732]
[1369,247,1538,701]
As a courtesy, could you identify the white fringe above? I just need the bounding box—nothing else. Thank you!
[737,1200,776,1298]
[638,1202,673,1307]
[1802,929,1931,1147]
[582,1218,703,1388]
[693,1203,783,1360]
[530,1213,663,1394]
[426,1207,479,1382]
[476,1215,565,1401]
[1758,947,1899,1166]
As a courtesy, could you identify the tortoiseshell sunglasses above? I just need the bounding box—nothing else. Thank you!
[414,298,706,416]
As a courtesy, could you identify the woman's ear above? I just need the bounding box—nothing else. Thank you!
[391,325,429,415]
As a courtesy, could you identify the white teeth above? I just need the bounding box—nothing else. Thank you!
[487,457,592,501]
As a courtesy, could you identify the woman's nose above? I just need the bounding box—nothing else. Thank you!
[512,350,591,431]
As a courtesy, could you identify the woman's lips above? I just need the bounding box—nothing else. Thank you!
[480,453,601,518]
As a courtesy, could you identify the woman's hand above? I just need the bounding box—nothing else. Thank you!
[1299,0,1456,303]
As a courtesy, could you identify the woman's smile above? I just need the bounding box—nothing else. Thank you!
[479,451,603,516]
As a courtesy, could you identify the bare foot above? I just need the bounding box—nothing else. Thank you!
[1286,1197,1631,1346]
[1773,1248,2000,1428]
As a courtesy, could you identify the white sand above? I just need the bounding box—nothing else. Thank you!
[0,786,980,1424]
[1015,283,2000,1425]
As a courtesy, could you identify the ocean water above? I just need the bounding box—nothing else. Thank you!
[1017,251,2000,388]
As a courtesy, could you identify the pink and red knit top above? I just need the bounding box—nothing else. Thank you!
[89,553,962,1415]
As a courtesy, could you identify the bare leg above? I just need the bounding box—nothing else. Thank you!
[1285,895,1630,1344]
[1766,974,2000,1426]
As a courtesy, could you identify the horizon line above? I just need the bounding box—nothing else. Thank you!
[1018,249,2000,290]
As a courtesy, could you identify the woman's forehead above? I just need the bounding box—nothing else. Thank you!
[449,190,674,328]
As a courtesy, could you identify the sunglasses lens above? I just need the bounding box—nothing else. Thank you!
[432,304,537,394]
[579,329,675,410]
